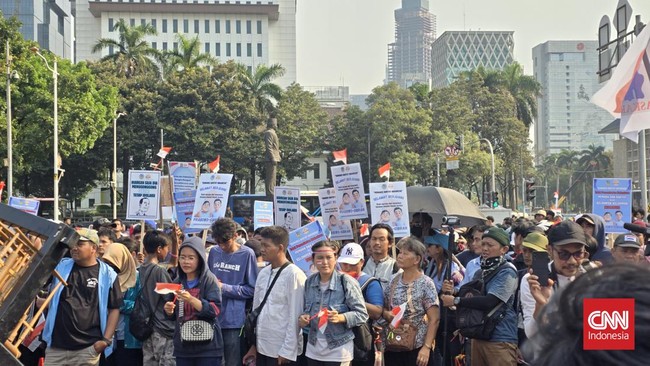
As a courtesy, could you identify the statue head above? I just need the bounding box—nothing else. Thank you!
[267,117,278,130]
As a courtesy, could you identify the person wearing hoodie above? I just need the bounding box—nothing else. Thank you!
[575,213,614,264]
[164,237,224,366]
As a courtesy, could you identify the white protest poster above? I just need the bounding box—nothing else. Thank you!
[169,161,197,192]
[318,188,353,240]
[330,163,368,220]
[274,186,301,232]
[126,170,161,220]
[369,181,410,237]
[288,221,328,275]
[189,173,233,229]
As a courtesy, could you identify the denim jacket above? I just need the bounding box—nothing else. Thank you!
[303,271,369,349]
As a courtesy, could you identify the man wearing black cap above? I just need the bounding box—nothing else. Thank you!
[612,234,642,264]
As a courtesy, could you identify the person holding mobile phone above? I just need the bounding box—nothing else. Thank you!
[517,232,549,339]
[525,221,587,338]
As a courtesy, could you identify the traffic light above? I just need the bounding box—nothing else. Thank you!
[492,191,499,208]
[483,191,492,207]
[525,180,536,201]
[455,134,464,151]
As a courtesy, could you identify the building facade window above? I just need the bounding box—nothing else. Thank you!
[216,19,220,33]
[194,20,199,33]
[108,18,114,31]
[163,42,168,50]
[205,43,210,53]
[162,19,167,33]
[174,42,178,51]
[173,19,178,32]
[205,19,210,33]
[216,43,221,56]
[152,42,157,50]
[246,43,252,57]
[226,43,231,57]
[130,19,135,27]
[313,164,320,179]
[236,43,241,57]
[257,20,262,34]
[226,20,231,34]
[183,19,189,33]
[236,20,241,34]
[141,18,146,27]
[151,19,157,30]
[246,20,251,34]
[257,43,262,57]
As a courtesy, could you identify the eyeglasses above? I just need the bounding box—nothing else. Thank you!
[553,248,585,261]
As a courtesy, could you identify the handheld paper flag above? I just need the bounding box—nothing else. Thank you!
[208,155,221,173]
[360,223,369,237]
[154,283,182,295]
[317,307,329,334]
[378,162,390,180]
[157,146,172,159]
[332,149,347,165]
[390,302,407,328]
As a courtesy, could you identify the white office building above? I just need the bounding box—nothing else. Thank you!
[532,40,614,161]
[74,0,296,86]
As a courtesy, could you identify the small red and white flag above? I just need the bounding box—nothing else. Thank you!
[154,283,182,295]
[0,181,5,199]
[208,155,221,173]
[150,160,162,170]
[360,223,369,237]
[317,307,329,334]
[390,302,407,328]
[332,149,347,165]
[157,146,172,159]
[378,162,390,180]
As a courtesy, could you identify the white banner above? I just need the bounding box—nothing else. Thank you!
[274,186,301,232]
[126,170,161,220]
[169,161,197,192]
[318,188,354,241]
[369,181,410,237]
[330,163,368,220]
[189,173,233,229]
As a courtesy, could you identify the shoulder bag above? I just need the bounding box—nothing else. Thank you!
[178,286,215,344]
[385,274,418,352]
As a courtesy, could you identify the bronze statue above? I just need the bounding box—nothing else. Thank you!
[264,118,281,196]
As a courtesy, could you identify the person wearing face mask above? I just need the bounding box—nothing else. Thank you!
[410,213,434,242]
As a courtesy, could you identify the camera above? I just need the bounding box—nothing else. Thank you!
[442,216,460,226]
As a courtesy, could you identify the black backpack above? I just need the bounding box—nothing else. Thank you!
[340,274,377,361]
[455,262,516,340]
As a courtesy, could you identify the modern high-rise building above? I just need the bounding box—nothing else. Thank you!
[1,0,74,60]
[386,0,436,88]
[74,0,296,86]
[532,41,615,162]
[430,31,514,88]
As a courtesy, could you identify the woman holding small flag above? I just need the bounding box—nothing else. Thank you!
[381,237,440,366]
[298,241,369,366]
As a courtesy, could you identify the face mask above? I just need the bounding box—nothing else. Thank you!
[410,226,422,238]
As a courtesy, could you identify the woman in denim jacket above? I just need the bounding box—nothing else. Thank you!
[298,241,369,366]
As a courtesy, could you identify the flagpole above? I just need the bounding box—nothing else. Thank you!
[159,129,164,229]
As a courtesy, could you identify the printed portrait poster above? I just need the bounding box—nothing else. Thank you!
[592,178,632,234]
[318,188,353,241]
[369,181,410,238]
[190,173,233,229]
[254,200,274,230]
[287,221,328,276]
[126,170,161,220]
[8,197,40,216]
[274,186,301,232]
[330,163,368,220]
[174,190,200,235]
[169,161,197,193]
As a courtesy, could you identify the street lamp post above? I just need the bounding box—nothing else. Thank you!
[5,40,13,199]
[113,112,127,219]
[31,47,59,221]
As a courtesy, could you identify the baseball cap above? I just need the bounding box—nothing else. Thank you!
[614,234,641,249]
[482,227,509,247]
[575,215,595,226]
[522,232,549,252]
[76,228,99,246]
[337,243,365,265]
[547,221,587,247]
[424,233,449,250]
[535,209,546,216]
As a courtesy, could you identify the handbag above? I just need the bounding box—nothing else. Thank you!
[178,294,214,344]
[385,274,418,352]
[243,262,290,347]
[129,267,160,341]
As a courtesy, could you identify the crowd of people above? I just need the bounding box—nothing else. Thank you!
[18,208,650,366]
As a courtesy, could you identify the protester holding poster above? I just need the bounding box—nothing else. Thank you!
[274,187,301,232]
[369,182,410,238]
[331,163,368,220]
[190,173,233,229]
[126,170,161,221]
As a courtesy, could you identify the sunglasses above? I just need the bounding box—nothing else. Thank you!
[553,248,586,261]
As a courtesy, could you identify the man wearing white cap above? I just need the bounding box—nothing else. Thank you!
[338,243,384,365]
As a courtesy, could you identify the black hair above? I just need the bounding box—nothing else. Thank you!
[259,226,289,246]
[210,217,238,244]
[139,197,149,204]
[394,207,402,213]
[97,227,117,242]
[253,227,263,236]
[412,212,433,226]
[244,239,262,257]
[116,236,139,253]
[143,231,170,254]
[585,235,598,258]
[369,223,394,244]
[284,212,292,218]
[352,189,359,194]
[486,216,495,222]
[311,240,340,258]
[512,219,535,238]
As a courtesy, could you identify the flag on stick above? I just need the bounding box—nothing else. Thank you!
[150,160,162,170]
[157,146,172,159]
[154,283,182,295]
[208,156,221,173]
[317,308,329,334]
[332,149,347,165]
[390,302,407,328]
[378,162,390,180]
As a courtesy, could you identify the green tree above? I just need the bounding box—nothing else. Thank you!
[238,63,285,117]
[501,62,541,128]
[92,19,160,77]
[163,34,218,74]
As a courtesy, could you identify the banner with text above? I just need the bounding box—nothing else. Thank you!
[288,221,327,275]
[126,170,161,220]
[318,188,353,240]
[169,161,197,192]
[254,200,274,230]
[8,197,40,216]
[330,163,368,220]
[174,190,200,235]
[190,173,233,229]
[369,181,410,237]
[274,186,301,232]
[592,178,632,234]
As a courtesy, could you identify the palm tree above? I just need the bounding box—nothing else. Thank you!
[92,19,160,77]
[501,62,541,128]
[163,34,218,74]
[238,63,285,116]
[578,145,610,174]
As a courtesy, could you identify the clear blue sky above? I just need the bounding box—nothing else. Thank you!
[296,0,650,94]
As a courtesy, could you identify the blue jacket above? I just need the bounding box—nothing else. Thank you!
[303,271,368,349]
[43,258,118,356]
